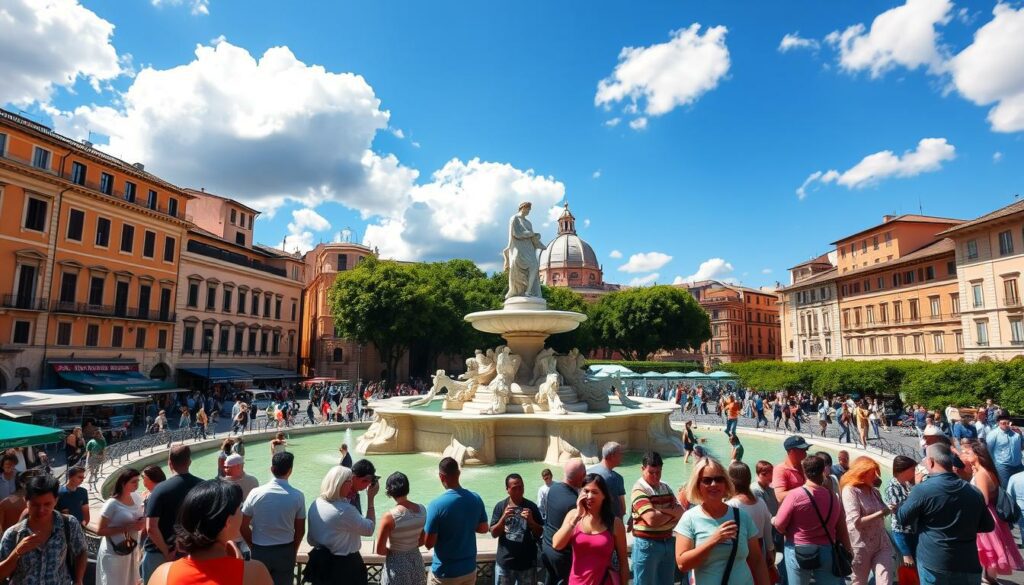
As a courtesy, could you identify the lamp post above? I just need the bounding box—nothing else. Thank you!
[205,333,214,395]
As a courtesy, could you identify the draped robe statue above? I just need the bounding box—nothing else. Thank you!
[503,202,544,299]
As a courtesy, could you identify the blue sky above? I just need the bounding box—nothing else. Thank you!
[3,0,1022,288]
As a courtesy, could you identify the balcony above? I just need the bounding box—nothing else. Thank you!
[187,240,288,278]
[1,295,48,311]
[50,300,176,323]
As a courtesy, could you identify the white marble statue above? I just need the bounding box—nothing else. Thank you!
[502,202,544,299]
[611,374,642,408]
[556,348,610,412]
[484,346,521,414]
[531,347,558,385]
[535,372,567,414]
[408,369,472,407]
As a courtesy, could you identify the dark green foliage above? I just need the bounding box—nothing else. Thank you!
[588,286,711,361]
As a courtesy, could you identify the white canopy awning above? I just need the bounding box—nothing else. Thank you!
[0,388,149,417]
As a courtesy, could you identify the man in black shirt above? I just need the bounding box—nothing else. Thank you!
[490,473,543,585]
[141,445,202,584]
[542,459,585,585]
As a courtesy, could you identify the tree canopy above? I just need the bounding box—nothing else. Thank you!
[589,285,711,361]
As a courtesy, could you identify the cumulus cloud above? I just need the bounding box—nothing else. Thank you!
[948,4,1024,133]
[603,118,621,127]
[152,0,210,16]
[592,170,601,179]
[363,158,564,268]
[796,138,955,199]
[595,24,730,127]
[618,252,673,273]
[677,258,735,284]
[50,40,417,218]
[628,117,648,130]
[278,208,331,253]
[629,273,660,287]
[0,0,123,106]
[390,127,405,139]
[994,151,1004,163]
[778,33,820,53]
[825,0,952,78]
[609,250,623,259]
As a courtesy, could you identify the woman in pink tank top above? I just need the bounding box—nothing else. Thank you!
[552,473,630,585]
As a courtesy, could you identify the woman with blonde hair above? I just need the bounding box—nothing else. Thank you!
[676,457,770,585]
[305,465,379,585]
[839,457,893,585]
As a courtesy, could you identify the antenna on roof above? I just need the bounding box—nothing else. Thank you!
[918,196,923,215]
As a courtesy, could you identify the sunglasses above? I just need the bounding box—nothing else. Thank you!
[700,476,727,486]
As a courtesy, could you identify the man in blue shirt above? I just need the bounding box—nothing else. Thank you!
[896,443,994,585]
[985,412,1024,488]
[425,457,488,585]
[952,416,978,443]
[1007,468,1024,548]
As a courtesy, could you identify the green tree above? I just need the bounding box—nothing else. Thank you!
[589,285,711,361]
[541,285,594,353]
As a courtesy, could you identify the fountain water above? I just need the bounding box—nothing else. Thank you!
[357,202,684,466]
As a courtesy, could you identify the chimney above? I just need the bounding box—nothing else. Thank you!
[81,139,93,149]
[132,162,145,171]
[882,214,896,223]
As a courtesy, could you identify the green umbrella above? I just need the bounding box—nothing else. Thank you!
[0,419,64,449]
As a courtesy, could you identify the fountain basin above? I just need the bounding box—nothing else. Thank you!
[464,309,586,336]
[356,396,684,466]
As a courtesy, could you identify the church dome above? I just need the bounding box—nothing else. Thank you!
[539,204,600,269]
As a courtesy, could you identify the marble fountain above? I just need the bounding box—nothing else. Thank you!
[357,202,684,466]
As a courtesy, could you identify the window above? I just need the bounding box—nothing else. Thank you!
[976,321,989,345]
[238,291,246,314]
[1010,319,1024,344]
[913,335,922,353]
[892,273,901,288]
[240,214,246,228]
[879,303,888,323]
[143,231,156,258]
[275,299,281,320]
[885,232,892,247]
[163,236,175,262]
[338,254,348,271]
[861,240,867,253]
[263,296,271,317]
[967,240,978,260]
[138,284,151,314]
[893,301,903,323]
[12,321,30,344]
[955,332,963,351]
[234,329,244,353]
[877,277,884,290]
[88,277,104,306]
[219,329,229,352]
[95,217,111,247]
[291,303,296,321]
[235,232,245,246]
[1005,278,1019,305]
[933,333,945,353]
[167,198,178,217]
[86,324,99,347]
[187,282,199,308]
[868,337,876,355]
[999,230,1014,256]
[251,292,259,315]
[114,281,129,316]
[135,328,147,349]
[872,236,879,250]
[951,293,960,315]
[904,270,916,284]
[70,162,86,185]
[32,147,50,170]
[896,336,905,355]
[248,215,253,229]
[66,209,84,241]
[202,328,214,352]
[24,197,47,231]
[183,326,196,351]
[882,336,890,354]
[909,299,919,321]
[230,209,237,224]
[59,272,77,304]
[0,133,5,155]
[158,329,168,349]
[947,261,957,276]
[247,330,257,352]
[147,190,158,210]
[223,289,233,312]
[972,283,984,308]
[120,224,135,253]
[206,286,217,310]
[930,296,941,317]
[98,172,115,195]
[112,326,123,348]
[56,322,72,346]
[124,181,137,203]
[159,288,171,320]
[825,338,832,354]
[925,266,935,281]
[866,306,875,324]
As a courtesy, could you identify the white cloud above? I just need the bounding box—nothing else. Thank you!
[592,170,601,179]
[595,24,730,126]
[278,207,330,253]
[390,127,405,139]
[796,138,955,199]
[680,258,735,283]
[603,117,621,127]
[50,40,416,219]
[609,250,623,259]
[0,0,123,106]
[761,268,773,275]
[948,4,1024,133]
[628,117,648,130]
[583,219,591,228]
[152,0,210,16]
[994,151,1004,163]
[363,158,565,267]
[778,33,820,53]
[210,34,227,46]
[618,252,673,273]
[629,273,660,287]
[825,0,951,78]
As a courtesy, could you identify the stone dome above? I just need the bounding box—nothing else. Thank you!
[539,203,600,269]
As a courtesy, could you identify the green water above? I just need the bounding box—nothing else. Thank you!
[184,428,884,526]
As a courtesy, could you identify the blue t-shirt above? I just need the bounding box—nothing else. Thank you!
[952,422,978,442]
[56,486,89,523]
[674,506,756,585]
[986,428,1023,467]
[425,487,487,578]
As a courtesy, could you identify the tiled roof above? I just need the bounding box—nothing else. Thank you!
[184,188,262,215]
[777,267,838,291]
[936,199,1024,236]
[830,214,963,245]
[788,252,832,271]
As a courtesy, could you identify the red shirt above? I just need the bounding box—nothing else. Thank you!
[771,461,805,495]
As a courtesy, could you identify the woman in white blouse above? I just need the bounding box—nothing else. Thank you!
[95,468,145,585]
[306,465,379,585]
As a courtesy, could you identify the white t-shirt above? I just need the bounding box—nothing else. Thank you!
[726,496,773,557]
[101,493,144,545]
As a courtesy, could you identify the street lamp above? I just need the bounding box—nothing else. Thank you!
[205,333,214,395]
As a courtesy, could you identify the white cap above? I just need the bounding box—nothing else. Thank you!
[225,454,244,466]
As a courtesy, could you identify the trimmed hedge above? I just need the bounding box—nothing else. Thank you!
[586,360,702,373]
[718,359,1024,414]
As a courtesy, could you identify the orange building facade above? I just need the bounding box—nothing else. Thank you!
[0,109,191,390]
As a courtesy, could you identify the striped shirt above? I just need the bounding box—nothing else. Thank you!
[631,478,677,540]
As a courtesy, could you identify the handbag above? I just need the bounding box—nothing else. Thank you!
[720,507,741,585]
[109,532,138,555]
[995,486,1022,524]
[801,487,853,578]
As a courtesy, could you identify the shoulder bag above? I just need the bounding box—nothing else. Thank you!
[996,486,1022,524]
[720,506,741,585]
[802,487,853,578]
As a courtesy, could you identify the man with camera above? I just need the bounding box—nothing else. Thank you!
[490,473,543,585]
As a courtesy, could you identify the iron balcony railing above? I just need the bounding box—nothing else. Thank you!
[50,300,176,323]
[186,240,287,278]
[2,295,49,311]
